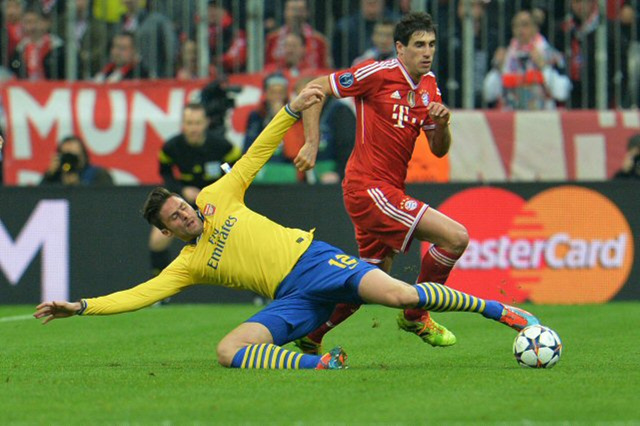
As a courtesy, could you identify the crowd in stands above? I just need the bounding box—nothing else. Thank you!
[0,0,639,186]
[0,0,638,108]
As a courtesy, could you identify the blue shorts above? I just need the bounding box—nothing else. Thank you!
[246,240,376,346]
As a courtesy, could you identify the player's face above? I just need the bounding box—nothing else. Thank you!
[397,31,436,78]
[159,196,203,241]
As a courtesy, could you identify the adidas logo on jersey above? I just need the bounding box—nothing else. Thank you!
[390,90,401,100]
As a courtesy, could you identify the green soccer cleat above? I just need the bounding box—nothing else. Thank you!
[397,311,457,347]
[498,304,540,331]
[294,336,322,355]
[316,346,348,370]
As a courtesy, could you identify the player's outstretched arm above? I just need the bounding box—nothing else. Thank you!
[294,76,332,172]
[34,301,81,324]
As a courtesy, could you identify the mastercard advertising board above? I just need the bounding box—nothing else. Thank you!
[431,186,635,305]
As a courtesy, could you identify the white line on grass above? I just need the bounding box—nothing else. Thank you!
[0,314,34,323]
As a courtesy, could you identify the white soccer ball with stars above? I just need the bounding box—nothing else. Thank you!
[513,325,563,369]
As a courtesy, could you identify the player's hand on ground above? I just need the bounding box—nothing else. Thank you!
[427,102,451,127]
[34,301,81,324]
[289,84,324,114]
[294,143,318,171]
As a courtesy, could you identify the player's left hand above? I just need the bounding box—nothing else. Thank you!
[289,84,324,114]
[427,102,450,127]
[34,301,81,324]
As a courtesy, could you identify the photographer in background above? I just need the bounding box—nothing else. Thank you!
[614,134,640,180]
[40,135,113,186]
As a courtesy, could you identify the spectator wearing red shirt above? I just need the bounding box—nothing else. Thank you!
[10,6,65,80]
[265,0,330,70]
[207,1,246,73]
[4,0,24,61]
[94,31,149,82]
[264,32,309,80]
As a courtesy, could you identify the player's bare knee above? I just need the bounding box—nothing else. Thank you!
[216,341,239,367]
[448,225,469,255]
[387,285,418,308]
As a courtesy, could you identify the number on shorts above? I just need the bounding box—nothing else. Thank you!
[328,254,358,270]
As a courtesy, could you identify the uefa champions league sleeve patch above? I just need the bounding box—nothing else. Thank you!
[339,73,354,88]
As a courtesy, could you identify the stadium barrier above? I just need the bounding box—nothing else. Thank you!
[2,80,639,186]
[1,182,638,305]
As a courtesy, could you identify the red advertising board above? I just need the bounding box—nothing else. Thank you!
[433,186,634,304]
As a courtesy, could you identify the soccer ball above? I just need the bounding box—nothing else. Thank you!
[513,325,563,369]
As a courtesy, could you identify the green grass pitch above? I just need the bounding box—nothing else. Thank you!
[2,302,639,424]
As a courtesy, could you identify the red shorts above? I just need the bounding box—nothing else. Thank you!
[343,185,429,264]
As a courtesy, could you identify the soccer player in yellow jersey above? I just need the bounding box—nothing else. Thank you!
[34,85,540,370]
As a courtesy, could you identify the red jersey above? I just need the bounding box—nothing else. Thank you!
[329,58,442,191]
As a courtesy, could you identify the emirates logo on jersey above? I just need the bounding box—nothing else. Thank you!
[203,203,216,216]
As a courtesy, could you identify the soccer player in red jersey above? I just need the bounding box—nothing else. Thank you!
[294,12,469,353]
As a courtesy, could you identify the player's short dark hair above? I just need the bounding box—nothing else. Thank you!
[394,12,437,47]
[142,187,179,230]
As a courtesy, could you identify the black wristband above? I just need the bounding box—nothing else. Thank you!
[284,104,301,119]
[76,299,87,316]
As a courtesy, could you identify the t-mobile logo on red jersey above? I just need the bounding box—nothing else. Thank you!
[392,104,424,129]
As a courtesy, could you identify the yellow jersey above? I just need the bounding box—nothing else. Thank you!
[83,107,313,315]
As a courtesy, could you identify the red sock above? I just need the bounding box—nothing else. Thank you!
[418,245,460,283]
[307,303,361,343]
[404,246,461,321]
